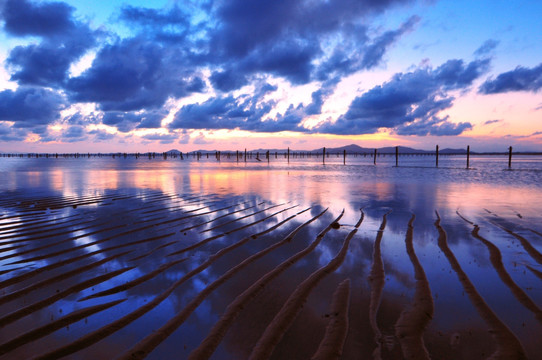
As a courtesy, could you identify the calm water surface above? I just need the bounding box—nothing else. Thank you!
[0,155,540,359]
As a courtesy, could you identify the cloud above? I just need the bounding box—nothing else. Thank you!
[65,112,101,126]
[316,59,488,135]
[169,96,243,130]
[193,133,213,145]
[169,81,314,133]
[360,16,420,70]
[136,111,168,129]
[7,33,96,86]
[0,87,65,128]
[210,0,411,59]
[118,5,190,42]
[210,70,249,92]
[1,0,76,37]
[141,132,178,144]
[434,58,491,90]
[0,123,28,142]
[305,89,328,116]
[169,81,291,132]
[474,39,499,57]
[206,0,416,90]
[62,125,87,142]
[88,129,116,141]
[66,38,205,111]
[3,0,98,86]
[483,119,502,125]
[178,132,190,144]
[479,63,542,94]
[101,109,168,132]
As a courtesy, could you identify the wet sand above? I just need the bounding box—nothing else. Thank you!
[0,157,541,359]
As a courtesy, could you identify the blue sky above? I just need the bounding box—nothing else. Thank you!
[0,0,541,152]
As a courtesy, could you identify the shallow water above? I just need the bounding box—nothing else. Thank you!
[0,155,541,359]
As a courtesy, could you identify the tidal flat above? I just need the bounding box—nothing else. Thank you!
[0,155,541,359]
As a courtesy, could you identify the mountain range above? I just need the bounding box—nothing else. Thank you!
[166,144,470,155]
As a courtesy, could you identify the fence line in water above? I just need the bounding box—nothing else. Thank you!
[1,146,540,169]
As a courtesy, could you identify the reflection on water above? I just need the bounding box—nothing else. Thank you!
[0,157,541,359]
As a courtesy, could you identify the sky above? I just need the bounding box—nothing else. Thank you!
[0,0,541,153]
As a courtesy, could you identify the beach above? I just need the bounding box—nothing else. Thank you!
[0,155,541,359]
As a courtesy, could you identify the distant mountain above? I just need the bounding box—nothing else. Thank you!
[165,144,478,155]
[317,144,429,154]
[313,144,374,153]
[322,144,470,154]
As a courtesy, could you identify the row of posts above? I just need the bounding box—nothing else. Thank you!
[0,145,518,169]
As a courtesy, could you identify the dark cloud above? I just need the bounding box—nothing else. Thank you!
[100,109,168,132]
[311,16,418,84]
[169,96,247,130]
[62,125,87,142]
[479,63,542,94]
[259,104,309,133]
[305,89,327,116]
[66,38,205,111]
[118,5,190,42]
[119,5,189,28]
[0,123,28,141]
[210,0,411,59]
[6,30,96,86]
[317,59,487,136]
[88,129,116,141]
[0,87,65,127]
[169,91,310,133]
[1,0,76,37]
[239,39,319,85]
[210,70,249,92]
[474,39,499,57]
[435,58,490,90]
[206,0,415,90]
[136,111,168,129]
[169,80,284,131]
[65,112,100,126]
[3,0,98,86]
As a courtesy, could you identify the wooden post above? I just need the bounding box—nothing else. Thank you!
[244,148,247,162]
[508,146,512,169]
[373,149,377,165]
[466,145,470,169]
[343,149,346,165]
[436,145,439,168]
[287,147,290,163]
[323,147,326,164]
[395,146,398,167]
[266,150,270,163]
